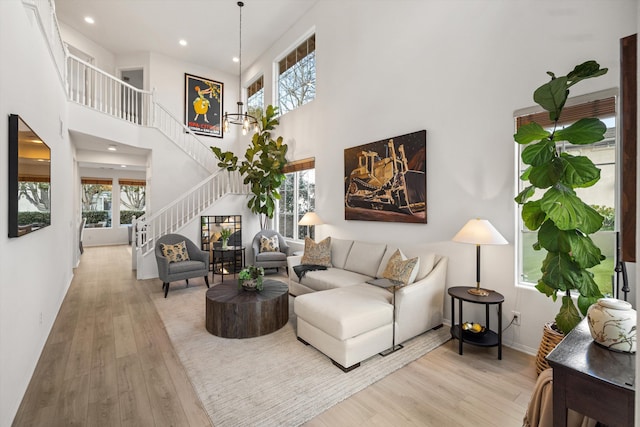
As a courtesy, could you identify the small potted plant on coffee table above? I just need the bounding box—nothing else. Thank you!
[238,265,265,291]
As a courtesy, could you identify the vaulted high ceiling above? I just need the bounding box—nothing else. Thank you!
[54,0,318,76]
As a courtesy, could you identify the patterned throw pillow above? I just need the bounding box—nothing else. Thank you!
[382,249,419,288]
[260,234,280,252]
[301,236,332,267]
[160,241,190,263]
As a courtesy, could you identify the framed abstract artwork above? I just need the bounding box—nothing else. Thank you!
[344,130,427,223]
[184,73,223,138]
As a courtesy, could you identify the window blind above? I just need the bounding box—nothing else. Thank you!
[247,75,264,99]
[282,157,314,173]
[516,97,615,129]
[278,34,315,76]
[81,178,112,185]
[118,179,146,186]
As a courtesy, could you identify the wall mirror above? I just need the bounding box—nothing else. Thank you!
[8,114,51,237]
[200,215,242,251]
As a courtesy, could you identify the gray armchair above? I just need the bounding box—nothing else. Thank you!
[155,234,209,298]
[251,230,289,273]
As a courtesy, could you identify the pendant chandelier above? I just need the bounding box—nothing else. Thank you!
[223,1,259,136]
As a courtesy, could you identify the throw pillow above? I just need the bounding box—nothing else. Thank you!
[382,249,419,288]
[160,241,190,263]
[301,236,332,267]
[260,234,280,252]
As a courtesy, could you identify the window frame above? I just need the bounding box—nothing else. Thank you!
[275,32,316,115]
[81,177,113,228]
[276,158,316,241]
[247,75,264,119]
[513,89,619,294]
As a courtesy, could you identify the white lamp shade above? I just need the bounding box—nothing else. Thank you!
[452,219,508,245]
[298,212,324,226]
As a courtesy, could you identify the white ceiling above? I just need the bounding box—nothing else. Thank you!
[54,0,318,76]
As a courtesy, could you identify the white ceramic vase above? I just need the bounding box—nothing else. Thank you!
[586,298,636,353]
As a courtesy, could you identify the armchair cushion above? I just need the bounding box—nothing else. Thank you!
[260,234,280,252]
[160,241,190,263]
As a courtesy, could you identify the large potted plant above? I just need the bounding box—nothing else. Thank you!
[514,61,608,368]
[211,105,288,229]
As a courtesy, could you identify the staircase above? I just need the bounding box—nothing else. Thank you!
[28,0,249,274]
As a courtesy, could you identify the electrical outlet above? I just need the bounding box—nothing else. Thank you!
[512,311,521,326]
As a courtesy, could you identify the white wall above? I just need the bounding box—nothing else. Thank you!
[246,0,638,353]
[0,1,76,425]
[59,21,116,73]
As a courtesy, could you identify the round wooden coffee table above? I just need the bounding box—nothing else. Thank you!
[205,279,289,338]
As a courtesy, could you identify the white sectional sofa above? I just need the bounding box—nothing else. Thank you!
[288,238,448,371]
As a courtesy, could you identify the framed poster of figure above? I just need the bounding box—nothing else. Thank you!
[344,130,427,223]
[184,73,223,138]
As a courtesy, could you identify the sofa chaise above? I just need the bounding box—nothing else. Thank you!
[288,238,448,371]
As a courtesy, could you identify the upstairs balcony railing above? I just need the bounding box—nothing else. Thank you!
[66,54,219,173]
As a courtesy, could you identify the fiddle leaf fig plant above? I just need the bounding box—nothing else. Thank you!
[514,61,608,335]
[211,105,288,229]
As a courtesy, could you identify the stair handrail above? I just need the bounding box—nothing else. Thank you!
[134,169,248,256]
[151,102,219,173]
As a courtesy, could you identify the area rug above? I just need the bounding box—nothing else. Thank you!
[152,284,450,427]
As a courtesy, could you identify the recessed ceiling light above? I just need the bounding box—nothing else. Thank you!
[232,57,239,63]
[84,16,95,24]
[108,145,117,151]
[179,39,188,46]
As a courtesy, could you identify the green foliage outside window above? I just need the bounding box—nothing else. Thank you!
[120,210,145,225]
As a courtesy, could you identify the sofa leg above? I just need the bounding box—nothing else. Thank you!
[332,360,360,372]
[204,275,210,288]
[164,282,170,298]
[185,278,189,288]
[297,337,310,346]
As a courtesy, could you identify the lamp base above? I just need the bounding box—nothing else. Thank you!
[467,287,490,297]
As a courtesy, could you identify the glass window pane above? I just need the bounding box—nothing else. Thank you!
[277,168,315,240]
[516,105,617,295]
[82,183,112,228]
[120,184,146,225]
[278,42,316,115]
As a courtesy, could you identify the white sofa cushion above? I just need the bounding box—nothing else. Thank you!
[343,241,387,277]
[295,284,392,340]
[330,238,354,269]
[301,268,371,292]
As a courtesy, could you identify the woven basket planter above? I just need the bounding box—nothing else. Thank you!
[535,322,565,375]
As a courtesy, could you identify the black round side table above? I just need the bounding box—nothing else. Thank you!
[448,286,504,359]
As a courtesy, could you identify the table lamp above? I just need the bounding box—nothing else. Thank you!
[298,212,323,239]
[452,218,508,296]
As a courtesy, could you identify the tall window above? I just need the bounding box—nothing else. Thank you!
[247,75,264,119]
[119,179,146,225]
[278,34,315,115]
[277,158,315,240]
[81,178,113,228]
[516,95,617,296]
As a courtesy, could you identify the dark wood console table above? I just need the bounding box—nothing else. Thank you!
[546,318,635,427]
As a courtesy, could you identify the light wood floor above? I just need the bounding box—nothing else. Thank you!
[13,245,537,426]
